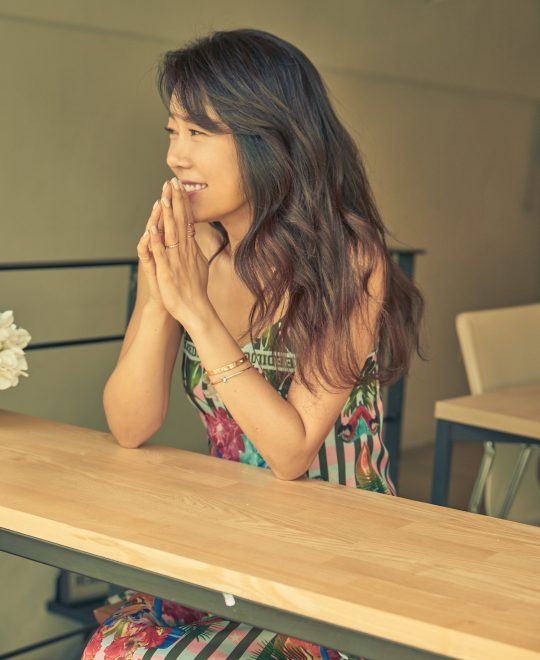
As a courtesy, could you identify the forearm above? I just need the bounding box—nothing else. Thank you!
[104,304,181,448]
[184,306,307,480]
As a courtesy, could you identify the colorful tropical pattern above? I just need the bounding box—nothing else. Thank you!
[183,319,396,494]
[82,590,355,659]
[82,319,393,659]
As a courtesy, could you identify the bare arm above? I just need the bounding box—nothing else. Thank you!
[103,259,182,448]
[182,251,385,480]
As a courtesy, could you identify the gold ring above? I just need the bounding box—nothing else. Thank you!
[165,241,180,249]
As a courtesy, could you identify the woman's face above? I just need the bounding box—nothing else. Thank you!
[165,99,250,225]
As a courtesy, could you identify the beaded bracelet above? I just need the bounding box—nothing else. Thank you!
[209,362,253,385]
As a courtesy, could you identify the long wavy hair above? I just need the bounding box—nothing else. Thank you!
[156,28,427,393]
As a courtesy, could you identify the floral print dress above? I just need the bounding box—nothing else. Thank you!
[82,320,396,660]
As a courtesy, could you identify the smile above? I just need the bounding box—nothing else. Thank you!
[183,183,208,193]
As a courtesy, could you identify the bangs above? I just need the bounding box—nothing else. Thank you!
[157,51,229,134]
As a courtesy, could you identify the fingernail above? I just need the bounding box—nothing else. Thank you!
[152,200,159,210]
[162,181,168,191]
[162,196,171,208]
[150,225,158,234]
[171,177,180,191]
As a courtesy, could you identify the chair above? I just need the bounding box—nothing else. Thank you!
[455,303,540,524]
[456,304,540,524]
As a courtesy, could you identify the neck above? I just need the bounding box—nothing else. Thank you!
[216,203,252,258]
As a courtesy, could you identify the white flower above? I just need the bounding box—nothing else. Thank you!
[0,311,31,390]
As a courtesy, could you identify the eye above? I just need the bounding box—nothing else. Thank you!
[163,127,206,137]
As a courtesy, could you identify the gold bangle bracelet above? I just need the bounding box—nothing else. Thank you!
[209,362,253,385]
[203,354,250,384]
[207,354,249,375]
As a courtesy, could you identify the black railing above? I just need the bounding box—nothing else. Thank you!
[1,258,138,349]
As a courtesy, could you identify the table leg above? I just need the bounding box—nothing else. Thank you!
[431,420,453,506]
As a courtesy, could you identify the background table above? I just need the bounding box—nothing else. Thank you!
[431,382,540,508]
[1,409,539,659]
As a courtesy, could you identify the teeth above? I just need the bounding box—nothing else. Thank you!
[183,183,207,192]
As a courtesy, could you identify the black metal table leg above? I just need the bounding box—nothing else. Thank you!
[431,420,453,506]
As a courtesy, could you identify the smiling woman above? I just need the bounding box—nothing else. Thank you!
[89,27,426,660]
[155,100,253,285]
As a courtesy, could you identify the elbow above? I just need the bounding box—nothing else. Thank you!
[274,472,298,481]
[103,395,162,449]
[106,415,161,449]
[110,420,162,448]
[114,434,145,449]
[272,461,308,481]
[272,445,315,480]
[273,469,306,481]
[271,440,310,481]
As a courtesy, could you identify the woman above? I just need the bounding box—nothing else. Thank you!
[83,28,425,660]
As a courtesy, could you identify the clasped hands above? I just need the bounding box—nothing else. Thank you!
[137,178,212,328]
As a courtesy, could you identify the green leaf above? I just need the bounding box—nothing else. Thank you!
[248,636,289,659]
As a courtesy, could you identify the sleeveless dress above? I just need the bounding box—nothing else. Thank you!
[82,320,396,660]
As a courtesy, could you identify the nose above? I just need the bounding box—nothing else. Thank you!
[166,134,193,171]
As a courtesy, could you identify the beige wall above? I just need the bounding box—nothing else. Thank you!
[0,2,539,656]
[328,69,540,448]
[1,0,538,453]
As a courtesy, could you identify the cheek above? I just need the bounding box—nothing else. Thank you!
[226,161,246,200]
[210,165,245,202]
[218,142,245,196]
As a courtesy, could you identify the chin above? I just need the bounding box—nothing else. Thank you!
[196,220,216,226]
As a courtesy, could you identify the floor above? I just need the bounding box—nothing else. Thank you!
[396,440,486,512]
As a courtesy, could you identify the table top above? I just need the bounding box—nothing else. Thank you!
[1,408,539,659]
[435,382,540,440]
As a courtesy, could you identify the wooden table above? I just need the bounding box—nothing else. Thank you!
[1,410,539,660]
[431,383,540,508]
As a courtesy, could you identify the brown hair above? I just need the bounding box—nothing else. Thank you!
[157,28,427,393]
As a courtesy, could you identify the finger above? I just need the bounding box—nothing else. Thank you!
[145,199,164,253]
[156,181,168,234]
[145,200,160,252]
[136,230,155,272]
[161,180,179,252]
[173,178,196,244]
[149,224,167,271]
[145,199,161,231]
[139,197,157,249]
[170,177,187,241]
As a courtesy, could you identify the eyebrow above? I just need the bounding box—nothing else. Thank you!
[167,112,230,133]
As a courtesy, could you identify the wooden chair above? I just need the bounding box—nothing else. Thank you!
[455,303,540,524]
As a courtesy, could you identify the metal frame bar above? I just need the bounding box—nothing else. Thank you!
[431,419,540,507]
[0,529,451,660]
[498,444,533,518]
[2,258,139,351]
[383,250,424,489]
[468,441,496,513]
